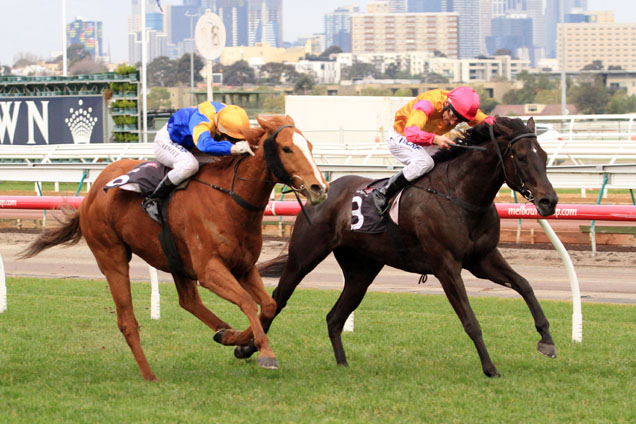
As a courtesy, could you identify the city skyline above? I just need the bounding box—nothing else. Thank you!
[0,0,634,66]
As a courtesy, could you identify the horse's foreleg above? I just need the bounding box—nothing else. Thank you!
[467,249,556,358]
[235,225,334,360]
[199,259,278,370]
[172,275,232,331]
[218,266,277,348]
[328,248,384,366]
[435,261,500,378]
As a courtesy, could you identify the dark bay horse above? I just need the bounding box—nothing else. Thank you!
[237,117,558,378]
[20,115,328,381]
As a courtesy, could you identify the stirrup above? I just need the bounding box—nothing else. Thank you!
[141,197,162,224]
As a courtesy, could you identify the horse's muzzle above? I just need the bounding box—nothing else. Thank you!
[306,184,328,205]
[535,193,558,217]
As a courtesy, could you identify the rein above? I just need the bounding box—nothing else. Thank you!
[193,124,313,222]
[411,124,538,213]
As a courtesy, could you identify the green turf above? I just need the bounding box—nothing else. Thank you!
[1,277,635,423]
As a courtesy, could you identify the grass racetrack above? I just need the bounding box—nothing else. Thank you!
[1,277,635,423]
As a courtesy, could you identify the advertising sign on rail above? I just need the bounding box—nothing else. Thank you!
[0,95,104,145]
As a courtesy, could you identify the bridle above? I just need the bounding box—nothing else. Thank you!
[194,124,313,221]
[488,124,537,202]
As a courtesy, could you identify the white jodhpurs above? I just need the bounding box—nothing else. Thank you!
[153,124,199,185]
[386,129,439,182]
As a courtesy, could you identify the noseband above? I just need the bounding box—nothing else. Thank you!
[488,125,537,202]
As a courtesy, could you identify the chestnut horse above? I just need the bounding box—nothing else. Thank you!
[236,117,558,378]
[20,115,328,381]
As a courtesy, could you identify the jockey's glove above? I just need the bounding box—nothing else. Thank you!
[231,141,255,156]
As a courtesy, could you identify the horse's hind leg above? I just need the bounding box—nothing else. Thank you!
[467,249,556,358]
[92,245,156,381]
[172,275,232,332]
[328,247,383,366]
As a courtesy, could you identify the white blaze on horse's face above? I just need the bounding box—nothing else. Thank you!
[292,132,327,191]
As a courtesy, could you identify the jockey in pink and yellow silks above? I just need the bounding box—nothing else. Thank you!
[372,87,496,216]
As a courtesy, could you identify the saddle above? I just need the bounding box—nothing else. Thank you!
[350,178,402,234]
[103,161,172,197]
[104,161,192,279]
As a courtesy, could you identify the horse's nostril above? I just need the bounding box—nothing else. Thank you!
[310,184,323,195]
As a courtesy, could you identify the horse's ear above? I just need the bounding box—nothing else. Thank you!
[256,115,276,131]
[242,126,265,143]
[284,115,296,126]
[527,117,536,133]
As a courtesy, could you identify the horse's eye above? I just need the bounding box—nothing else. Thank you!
[517,154,528,163]
[282,146,292,153]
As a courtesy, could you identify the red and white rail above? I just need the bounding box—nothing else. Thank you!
[2,196,636,342]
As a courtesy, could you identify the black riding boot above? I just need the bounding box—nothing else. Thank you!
[141,176,175,223]
[372,171,409,216]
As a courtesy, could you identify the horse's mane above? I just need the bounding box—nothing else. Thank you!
[432,116,528,164]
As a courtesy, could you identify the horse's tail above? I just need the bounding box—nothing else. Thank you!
[18,209,82,259]
[256,253,289,278]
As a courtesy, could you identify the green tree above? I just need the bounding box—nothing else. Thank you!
[147,87,172,110]
[606,90,636,114]
[382,63,400,79]
[319,46,343,60]
[502,71,557,104]
[67,44,90,66]
[342,62,379,80]
[148,56,177,87]
[534,89,560,104]
[420,72,448,84]
[176,53,204,84]
[359,87,392,96]
[69,57,103,75]
[568,76,611,114]
[393,87,414,97]
[222,60,256,86]
[294,74,315,94]
[474,86,499,114]
[262,94,285,113]
[581,60,604,71]
[258,62,299,85]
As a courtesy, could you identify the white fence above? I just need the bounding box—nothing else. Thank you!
[1,113,636,191]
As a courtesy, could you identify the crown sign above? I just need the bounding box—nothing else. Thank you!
[65,99,98,144]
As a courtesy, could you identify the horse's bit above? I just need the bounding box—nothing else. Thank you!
[488,125,537,202]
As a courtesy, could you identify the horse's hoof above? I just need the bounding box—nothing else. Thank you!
[234,344,257,359]
[213,329,226,345]
[258,356,279,370]
[538,342,557,358]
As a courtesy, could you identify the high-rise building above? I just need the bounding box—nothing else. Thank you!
[67,18,104,59]
[545,0,588,58]
[407,0,442,13]
[557,20,636,71]
[216,0,249,47]
[388,0,407,13]
[324,5,359,52]
[451,0,481,58]
[351,12,459,58]
[247,0,283,47]
[486,15,534,63]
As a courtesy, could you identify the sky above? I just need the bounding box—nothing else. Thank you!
[0,0,633,66]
